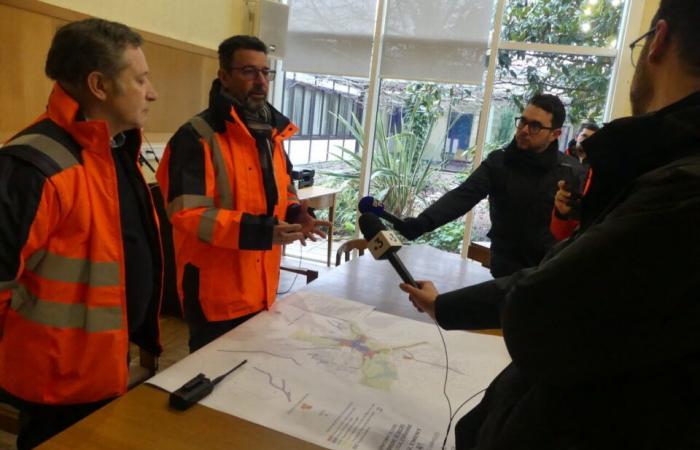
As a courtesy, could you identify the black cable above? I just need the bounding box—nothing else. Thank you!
[143,133,160,164]
[431,316,487,450]
[277,244,303,295]
[138,154,157,174]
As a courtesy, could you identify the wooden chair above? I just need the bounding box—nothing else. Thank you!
[335,239,368,266]
[0,403,19,434]
[127,345,159,390]
[467,241,491,268]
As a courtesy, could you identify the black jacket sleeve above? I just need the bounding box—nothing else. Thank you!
[0,155,47,283]
[434,268,533,330]
[418,154,493,232]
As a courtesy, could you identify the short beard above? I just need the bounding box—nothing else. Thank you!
[630,54,653,116]
[245,93,267,114]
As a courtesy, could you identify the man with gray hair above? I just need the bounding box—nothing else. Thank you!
[0,19,161,449]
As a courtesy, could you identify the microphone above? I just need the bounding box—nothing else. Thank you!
[358,212,418,287]
[357,196,405,229]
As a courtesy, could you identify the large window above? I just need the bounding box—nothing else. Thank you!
[281,73,367,166]
[278,0,631,256]
[471,0,625,246]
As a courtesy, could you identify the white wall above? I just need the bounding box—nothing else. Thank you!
[39,0,250,49]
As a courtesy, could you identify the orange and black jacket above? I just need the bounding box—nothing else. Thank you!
[0,84,162,405]
[156,79,299,322]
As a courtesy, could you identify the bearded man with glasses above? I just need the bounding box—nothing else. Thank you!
[157,35,329,352]
[396,93,585,277]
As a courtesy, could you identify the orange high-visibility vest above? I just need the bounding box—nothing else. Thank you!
[157,102,298,321]
[0,84,162,404]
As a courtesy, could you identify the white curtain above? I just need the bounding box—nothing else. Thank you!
[285,0,495,83]
[381,0,493,83]
[285,0,378,77]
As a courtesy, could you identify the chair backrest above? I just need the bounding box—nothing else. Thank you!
[335,239,368,266]
[467,242,491,268]
[128,346,159,390]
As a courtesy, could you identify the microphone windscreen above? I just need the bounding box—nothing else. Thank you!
[358,212,385,240]
[358,196,384,215]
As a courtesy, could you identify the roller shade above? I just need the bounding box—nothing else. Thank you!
[285,0,377,77]
[381,0,493,83]
[285,0,495,84]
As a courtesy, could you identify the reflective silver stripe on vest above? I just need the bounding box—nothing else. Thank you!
[0,280,18,291]
[25,250,120,287]
[197,208,219,244]
[10,285,122,333]
[4,134,79,170]
[188,116,234,209]
[166,194,215,219]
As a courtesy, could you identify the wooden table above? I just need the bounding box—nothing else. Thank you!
[38,245,494,450]
[37,385,322,450]
[304,244,494,323]
[297,186,340,266]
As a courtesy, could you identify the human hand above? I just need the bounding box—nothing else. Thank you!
[295,200,331,242]
[395,217,424,240]
[272,222,305,246]
[399,280,439,320]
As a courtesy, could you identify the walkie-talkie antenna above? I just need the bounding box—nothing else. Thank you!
[213,359,248,385]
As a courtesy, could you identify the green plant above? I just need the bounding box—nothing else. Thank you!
[323,103,439,219]
[498,0,623,124]
[415,219,465,253]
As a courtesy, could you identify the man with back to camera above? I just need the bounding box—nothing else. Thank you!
[395,93,586,277]
[156,35,329,353]
[400,0,700,448]
[0,19,162,449]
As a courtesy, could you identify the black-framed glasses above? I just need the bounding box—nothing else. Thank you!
[229,66,276,81]
[629,27,655,67]
[515,116,554,134]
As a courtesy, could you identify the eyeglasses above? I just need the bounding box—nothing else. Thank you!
[229,66,276,81]
[515,116,554,134]
[629,27,655,67]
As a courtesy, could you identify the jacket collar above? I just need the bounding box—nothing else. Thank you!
[46,83,142,157]
[503,138,560,172]
[578,90,700,224]
[207,79,297,139]
[583,90,700,185]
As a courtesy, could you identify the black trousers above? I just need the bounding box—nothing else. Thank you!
[0,389,113,450]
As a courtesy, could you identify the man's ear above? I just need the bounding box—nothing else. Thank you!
[551,128,562,141]
[85,71,109,101]
[647,19,671,63]
[218,68,231,90]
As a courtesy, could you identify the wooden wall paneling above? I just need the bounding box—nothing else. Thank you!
[0,4,61,139]
[0,0,218,143]
[142,41,218,140]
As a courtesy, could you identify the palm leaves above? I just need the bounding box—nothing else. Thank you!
[326,109,435,219]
